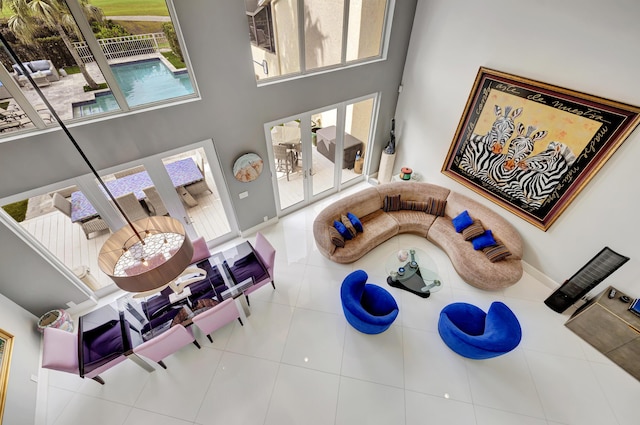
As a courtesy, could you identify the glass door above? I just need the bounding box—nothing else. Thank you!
[267,94,377,215]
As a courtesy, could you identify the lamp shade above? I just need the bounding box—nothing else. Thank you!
[98,216,194,293]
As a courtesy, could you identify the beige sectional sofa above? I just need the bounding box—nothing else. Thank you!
[313,182,523,290]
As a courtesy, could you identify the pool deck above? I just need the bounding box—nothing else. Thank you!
[14,53,170,121]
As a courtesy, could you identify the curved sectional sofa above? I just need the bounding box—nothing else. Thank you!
[313,182,524,290]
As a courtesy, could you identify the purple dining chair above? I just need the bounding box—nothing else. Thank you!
[244,232,276,306]
[190,236,211,264]
[132,324,200,369]
[191,298,243,343]
[42,327,126,385]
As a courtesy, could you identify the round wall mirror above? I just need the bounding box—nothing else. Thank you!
[233,152,264,182]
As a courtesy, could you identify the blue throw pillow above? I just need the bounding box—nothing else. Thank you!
[347,212,363,233]
[452,210,474,232]
[471,230,497,250]
[333,220,353,240]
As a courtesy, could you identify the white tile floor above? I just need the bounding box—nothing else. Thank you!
[39,184,640,425]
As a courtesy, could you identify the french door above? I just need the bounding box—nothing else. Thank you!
[266,94,378,215]
[0,140,238,296]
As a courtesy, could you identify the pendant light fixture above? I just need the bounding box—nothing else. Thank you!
[1,34,193,294]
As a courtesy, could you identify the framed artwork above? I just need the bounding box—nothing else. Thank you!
[233,153,264,182]
[0,329,13,424]
[442,67,640,230]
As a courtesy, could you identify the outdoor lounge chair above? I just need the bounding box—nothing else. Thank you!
[143,187,169,216]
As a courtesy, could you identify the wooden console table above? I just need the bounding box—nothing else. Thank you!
[565,286,640,380]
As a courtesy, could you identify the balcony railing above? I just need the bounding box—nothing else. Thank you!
[73,33,168,63]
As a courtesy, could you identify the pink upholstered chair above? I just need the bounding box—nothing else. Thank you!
[42,327,126,385]
[191,298,243,343]
[244,232,276,306]
[191,236,211,264]
[132,324,200,369]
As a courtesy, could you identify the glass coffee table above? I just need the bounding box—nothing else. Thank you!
[385,247,442,298]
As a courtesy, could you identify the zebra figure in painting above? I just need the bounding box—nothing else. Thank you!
[504,141,576,209]
[483,123,547,190]
[458,105,522,180]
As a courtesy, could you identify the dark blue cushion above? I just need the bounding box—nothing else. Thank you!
[471,230,496,250]
[334,220,353,240]
[347,212,363,232]
[438,302,521,359]
[452,210,474,232]
[340,270,398,334]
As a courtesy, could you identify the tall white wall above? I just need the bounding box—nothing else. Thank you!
[395,0,640,294]
[0,294,40,425]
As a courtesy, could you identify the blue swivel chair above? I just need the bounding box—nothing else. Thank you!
[438,301,522,359]
[340,270,399,334]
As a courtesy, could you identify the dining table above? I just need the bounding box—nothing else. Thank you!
[70,158,203,223]
[76,239,269,378]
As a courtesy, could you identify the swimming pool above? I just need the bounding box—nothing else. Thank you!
[72,59,194,117]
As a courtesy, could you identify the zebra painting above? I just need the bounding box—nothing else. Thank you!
[505,141,576,209]
[482,123,547,190]
[458,105,522,179]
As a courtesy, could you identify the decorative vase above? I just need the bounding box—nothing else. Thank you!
[37,309,74,333]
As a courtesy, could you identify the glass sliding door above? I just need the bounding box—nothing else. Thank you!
[341,96,374,184]
[267,94,377,215]
[0,141,238,297]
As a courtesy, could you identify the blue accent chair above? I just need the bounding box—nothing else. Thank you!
[340,270,399,334]
[438,302,522,359]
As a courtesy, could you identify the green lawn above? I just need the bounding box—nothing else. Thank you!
[89,0,169,17]
[1,1,169,19]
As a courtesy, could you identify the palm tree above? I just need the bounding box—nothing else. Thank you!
[1,0,104,89]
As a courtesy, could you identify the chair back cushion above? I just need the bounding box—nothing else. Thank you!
[340,270,398,334]
[254,232,276,275]
[191,236,210,263]
[191,298,240,334]
[133,324,194,363]
[42,327,78,374]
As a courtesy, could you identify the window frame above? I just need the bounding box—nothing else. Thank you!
[251,0,395,85]
[0,0,198,139]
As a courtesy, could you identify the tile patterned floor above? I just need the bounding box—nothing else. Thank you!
[38,184,640,425]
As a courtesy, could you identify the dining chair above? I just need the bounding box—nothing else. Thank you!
[143,187,169,216]
[52,192,109,239]
[273,144,292,181]
[244,232,276,306]
[42,327,125,385]
[132,324,201,369]
[191,298,243,343]
[115,192,149,222]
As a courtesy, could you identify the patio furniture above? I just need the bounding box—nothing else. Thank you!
[115,192,149,222]
[273,144,292,181]
[192,298,243,343]
[316,125,364,169]
[11,60,60,84]
[52,192,110,239]
[184,179,212,197]
[132,324,201,369]
[438,301,522,359]
[244,232,276,306]
[143,187,169,216]
[70,158,203,222]
[340,269,399,334]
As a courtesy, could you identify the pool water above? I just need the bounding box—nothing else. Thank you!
[72,59,194,117]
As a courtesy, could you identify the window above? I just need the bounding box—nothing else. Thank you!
[248,0,391,82]
[0,0,196,138]
[248,5,276,54]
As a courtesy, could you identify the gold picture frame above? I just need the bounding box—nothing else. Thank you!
[0,329,14,424]
[442,67,640,230]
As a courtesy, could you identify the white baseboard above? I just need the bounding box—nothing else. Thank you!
[522,260,559,290]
